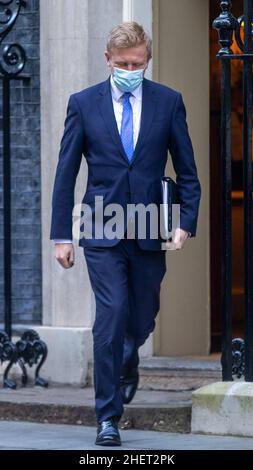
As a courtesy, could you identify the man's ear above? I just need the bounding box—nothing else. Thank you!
[104,51,110,66]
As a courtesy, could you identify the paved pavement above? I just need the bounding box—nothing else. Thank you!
[0,421,252,450]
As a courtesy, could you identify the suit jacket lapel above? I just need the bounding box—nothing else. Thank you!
[97,77,156,166]
[131,79,156,164]
[97,78,129,165]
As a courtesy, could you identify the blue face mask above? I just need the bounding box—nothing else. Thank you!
[113,67,144,92]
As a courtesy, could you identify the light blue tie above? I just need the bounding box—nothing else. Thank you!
[120,92,134,162]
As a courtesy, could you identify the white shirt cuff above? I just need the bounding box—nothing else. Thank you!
[54,239,73,244]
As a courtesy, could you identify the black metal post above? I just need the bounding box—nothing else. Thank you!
[243,0,253,382]
[213,0,253,382]
[3,76,12,339]
[220,59,233,381]
[0,0,48,388]
[213,0,236,381]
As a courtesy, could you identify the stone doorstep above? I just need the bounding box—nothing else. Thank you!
[139,356,222,374]
[0,386,192,434]
[88,355,222,392]
[139,358,222,391]
[139,376,220,392]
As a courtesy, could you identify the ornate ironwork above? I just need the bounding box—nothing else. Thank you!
[235,15,253,53]
[213,1,253,382]
[16,330,48,387]
[213,1,237,55]
[213,1,253,57]
[0,330,48,388]
[0,0,27,76]
[0,1,49,389]
[232,338,245,379]
[0,331,17,388]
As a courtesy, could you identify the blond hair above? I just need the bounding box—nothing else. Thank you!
[107,22,152,60]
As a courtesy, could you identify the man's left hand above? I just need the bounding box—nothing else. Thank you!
[165,228,190,251]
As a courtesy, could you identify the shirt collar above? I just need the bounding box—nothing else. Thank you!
[110,75,142,102]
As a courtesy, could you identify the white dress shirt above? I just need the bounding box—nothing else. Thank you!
[54,75,143,244]
[110,75,142,148]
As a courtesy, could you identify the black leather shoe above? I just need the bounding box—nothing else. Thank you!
[120,367,139,404]
[95,419,121,446]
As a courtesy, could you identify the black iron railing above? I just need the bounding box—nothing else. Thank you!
[213,0,253,381]
[0,0,48,388]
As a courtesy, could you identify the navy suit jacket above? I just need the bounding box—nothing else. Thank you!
[50,77,201,250]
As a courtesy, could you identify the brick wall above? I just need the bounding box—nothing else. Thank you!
[0,0,41,325]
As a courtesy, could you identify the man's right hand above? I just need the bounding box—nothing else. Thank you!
[55,243,75,269]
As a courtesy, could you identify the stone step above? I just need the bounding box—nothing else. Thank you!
[0,386,192,433]
[140,356,222,375]
[138,356,222,392]
[0,356,222,433]
[87,355,222,391]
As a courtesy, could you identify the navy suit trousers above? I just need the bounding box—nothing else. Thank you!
[84,239,166,423]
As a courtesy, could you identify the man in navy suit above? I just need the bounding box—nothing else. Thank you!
[50,22,201,446]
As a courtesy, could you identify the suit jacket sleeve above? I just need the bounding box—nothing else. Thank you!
[50,94,85,240]
[168,93,201,237]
